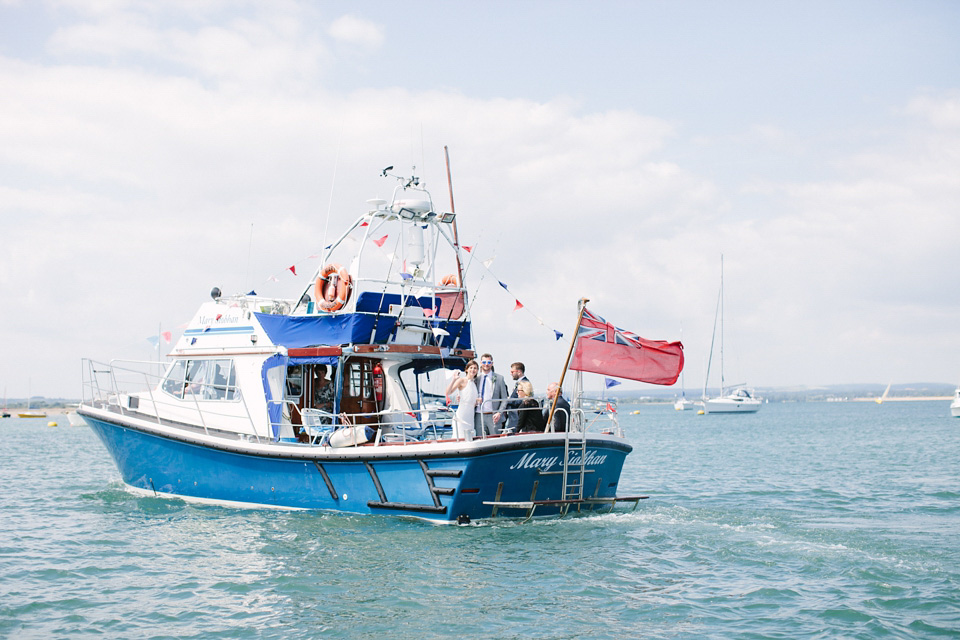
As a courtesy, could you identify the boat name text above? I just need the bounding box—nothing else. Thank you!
[509,450,608,471]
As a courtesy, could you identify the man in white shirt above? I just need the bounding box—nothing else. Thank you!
[473,353,509,436]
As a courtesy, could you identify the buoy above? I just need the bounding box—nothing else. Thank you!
[47,421,58,427]
[697,410,705,415]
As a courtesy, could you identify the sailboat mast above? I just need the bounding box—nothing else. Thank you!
[720,254,725,397]
[703,286,720,400]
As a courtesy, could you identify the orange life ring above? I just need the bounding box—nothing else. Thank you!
[439,273,459,287]
[314,264,353,312]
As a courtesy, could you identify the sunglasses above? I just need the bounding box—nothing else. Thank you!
[481,360,493,364]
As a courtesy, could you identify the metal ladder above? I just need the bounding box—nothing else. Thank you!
[561,430,588,512]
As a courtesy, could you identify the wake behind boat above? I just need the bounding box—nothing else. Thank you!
[80,159,683,523]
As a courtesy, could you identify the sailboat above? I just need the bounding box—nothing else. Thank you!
[2,387,9,418]
[18,380,47,418]
[701,255,761,414]
[875,382,892,404]
[673,325,696,411]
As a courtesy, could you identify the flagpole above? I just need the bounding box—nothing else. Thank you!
[547,298,589,431]
[444,146,465,304]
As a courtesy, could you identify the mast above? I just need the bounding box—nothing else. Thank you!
[720,254,725,397]
[444,146,465,295]
[703,277,721,401]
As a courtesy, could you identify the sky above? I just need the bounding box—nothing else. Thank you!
[2,0,959,399]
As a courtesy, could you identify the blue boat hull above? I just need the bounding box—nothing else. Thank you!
[84,414,633,522]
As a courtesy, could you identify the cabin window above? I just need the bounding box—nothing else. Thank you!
[161,359,239,401]
[285,365,303,399]
[162,361,187,398]
[347,361,373,399]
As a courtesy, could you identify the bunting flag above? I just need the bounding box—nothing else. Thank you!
[462,245,473,252]
[268,276,279,283]
[400,273,413,280]
[554,330,564,340]
[247,290,257,296]
[373,235,388,247]
[513,300,524,311]
[423,308,435,317]
[360,221,369,227]
[161,331,172,343]
[482,258,494,268]
[571,308,684,385]
[606,402,617,413]
[288,265,297,276]
[605,377,622,388]
[499,281,509,290]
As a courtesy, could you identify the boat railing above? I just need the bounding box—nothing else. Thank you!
[575,398,624,437]
[81,358,264,442]
[273,401,621,448]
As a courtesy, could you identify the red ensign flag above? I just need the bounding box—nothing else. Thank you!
[570,308,684,385]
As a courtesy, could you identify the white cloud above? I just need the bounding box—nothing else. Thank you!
[327,14,383,49]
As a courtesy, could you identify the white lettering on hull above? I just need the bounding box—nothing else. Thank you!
[509,450,608,471]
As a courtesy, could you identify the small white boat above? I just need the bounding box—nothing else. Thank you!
[701,255,761,415]
[673,324,695,411]
[18,411,47,419]
[950,387,960,418]
[703,387,761,413]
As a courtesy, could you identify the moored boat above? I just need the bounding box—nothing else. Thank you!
[701,255,761,415]
[702,387,761,413]
[951,387,960,418]
[80,162,682,523]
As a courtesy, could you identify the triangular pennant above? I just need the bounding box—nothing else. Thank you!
[247,290,257,296]
[288,265,297,276]
[499,281,509,290]
[423,308,435,317]
[161,331,172,343]
[483,258,494,268]
[513,300,523,311]
[554,330,563,340]
[400,273,413,280]
[462,245,473,253]
[373,235,388,247]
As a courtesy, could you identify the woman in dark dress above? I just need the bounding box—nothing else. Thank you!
[514,380,546,433]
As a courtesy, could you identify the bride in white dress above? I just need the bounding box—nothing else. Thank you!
[445,360,479,441]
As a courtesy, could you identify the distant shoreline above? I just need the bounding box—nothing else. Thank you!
[851,396,952,402]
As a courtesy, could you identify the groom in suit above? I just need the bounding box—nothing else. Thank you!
[474,353,510,436]
[503,362,530,433]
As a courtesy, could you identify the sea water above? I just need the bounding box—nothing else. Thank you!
[1,402,958,638]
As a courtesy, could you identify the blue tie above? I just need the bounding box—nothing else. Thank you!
[480,375,487,404]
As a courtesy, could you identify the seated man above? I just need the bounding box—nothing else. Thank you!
[542,382,571,433]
